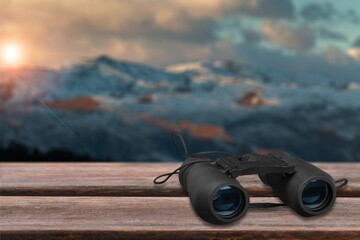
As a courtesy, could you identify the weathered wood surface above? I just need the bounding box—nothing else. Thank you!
[1,162,359,239]
[1,197,360,240]
[1,163,359,197]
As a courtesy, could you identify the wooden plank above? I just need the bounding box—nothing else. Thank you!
[1,163,359,197]
[1,196,359,240]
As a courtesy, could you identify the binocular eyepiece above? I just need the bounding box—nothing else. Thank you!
[177,151,339,225]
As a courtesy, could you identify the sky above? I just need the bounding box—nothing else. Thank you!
[1,0,360,80]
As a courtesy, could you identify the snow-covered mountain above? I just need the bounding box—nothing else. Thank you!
[1,56,359,162]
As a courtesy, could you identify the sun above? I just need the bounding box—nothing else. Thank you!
[1,42,23,67]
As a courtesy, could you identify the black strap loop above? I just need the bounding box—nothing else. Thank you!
[153,170,180,184]
[153,159,213,184]
[335,178,348,189]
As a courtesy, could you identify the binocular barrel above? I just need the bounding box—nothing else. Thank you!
[179,157,249,224]
[259,151,336,216]
[177,151,339,225]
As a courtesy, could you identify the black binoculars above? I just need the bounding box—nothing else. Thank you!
[177,150,341,225]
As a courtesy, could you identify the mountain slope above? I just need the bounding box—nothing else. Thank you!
[0,56,359,162]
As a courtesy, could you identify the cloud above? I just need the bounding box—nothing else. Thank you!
[1,0,245,65]
[1,0,231,42]
[1,0,358,85]
[222,43,360,82]
[262,21,315,51]
[324,47,353,65]
[300,3,335,22]
[353,37,360,47]
[347,36,360,62]
[242,29,263,45]
[347,48,360,61]
[234,0,294,20]
[300,2,360,23]
[347,9,360,23]
[317,27,347,41]
[0,0,295,68]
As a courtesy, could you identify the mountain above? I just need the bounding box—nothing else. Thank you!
[1,56,359,162]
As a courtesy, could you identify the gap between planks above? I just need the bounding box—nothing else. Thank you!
[0,196,359,240]
[1,163,359,197]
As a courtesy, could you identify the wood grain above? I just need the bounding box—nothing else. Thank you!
[1,196,359,240]
[1,163,359,197]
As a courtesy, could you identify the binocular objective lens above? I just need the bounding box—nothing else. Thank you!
[302,179,330,210]
[212,186,243,217]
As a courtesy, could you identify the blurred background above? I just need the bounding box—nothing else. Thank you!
[1,0,359,162]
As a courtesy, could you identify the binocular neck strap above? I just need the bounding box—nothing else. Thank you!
[153,151,237,184]
[335,178,348,189]
[154,132,240,184]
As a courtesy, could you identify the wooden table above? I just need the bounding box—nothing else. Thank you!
[1,163,359,239]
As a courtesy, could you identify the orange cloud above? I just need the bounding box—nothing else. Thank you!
[262,21,315,52]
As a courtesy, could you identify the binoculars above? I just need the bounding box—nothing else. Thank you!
[177,150,339,225]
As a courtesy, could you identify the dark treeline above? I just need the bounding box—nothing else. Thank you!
[0,141,108,162]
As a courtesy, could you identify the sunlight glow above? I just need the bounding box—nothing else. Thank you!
[347,48,360,61]
[1,42,22,67]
